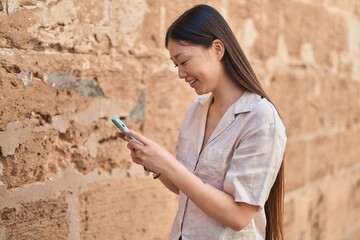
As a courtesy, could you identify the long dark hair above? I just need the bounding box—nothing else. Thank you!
[165,4,284,240]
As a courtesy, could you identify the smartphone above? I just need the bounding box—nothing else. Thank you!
[111,116,160,179]
[111,117,142,144]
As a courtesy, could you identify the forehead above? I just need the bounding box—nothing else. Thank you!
[168,40,206,59]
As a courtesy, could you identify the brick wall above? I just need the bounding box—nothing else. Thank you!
[0,0,359,239]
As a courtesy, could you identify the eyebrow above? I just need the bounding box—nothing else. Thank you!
[170,52,185,60]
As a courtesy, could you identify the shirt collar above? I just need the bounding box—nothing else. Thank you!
[234,91,262,114]
[197,91,262,114]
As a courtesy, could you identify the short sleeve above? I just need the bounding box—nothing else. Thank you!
[223,114,286,208]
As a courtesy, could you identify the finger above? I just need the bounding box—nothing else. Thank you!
[132,157,143,165]
[127,143,143,156]
[127,140,144,153]
[127,143,134,151]
[131,149,144,160]
[116,132,129,141]
[126,130,150,146]
[130,151,141,163]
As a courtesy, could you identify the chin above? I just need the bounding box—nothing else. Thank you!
[194,89,204,95]
[195,88,210,95]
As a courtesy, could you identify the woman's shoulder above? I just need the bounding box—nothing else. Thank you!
[243,93,286,135]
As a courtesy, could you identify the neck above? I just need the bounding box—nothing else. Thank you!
[211,78,245,111]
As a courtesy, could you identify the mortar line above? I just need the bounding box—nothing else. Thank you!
[66,193,80,240]
[0,163,149,209]
[285,162,360,202]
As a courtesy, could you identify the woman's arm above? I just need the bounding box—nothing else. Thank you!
[165,159,259,231]
[125,130,259,231]
[159,174,179,194]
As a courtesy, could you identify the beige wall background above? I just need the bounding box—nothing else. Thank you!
[0,0,359,239]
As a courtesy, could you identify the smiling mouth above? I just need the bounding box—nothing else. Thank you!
[189,79,196,85]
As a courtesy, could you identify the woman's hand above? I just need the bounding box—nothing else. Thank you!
[116,130,176,176]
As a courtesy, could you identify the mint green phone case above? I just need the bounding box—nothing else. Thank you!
[111,117,141,144]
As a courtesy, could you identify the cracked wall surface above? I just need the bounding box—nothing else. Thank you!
[0,0,360,239]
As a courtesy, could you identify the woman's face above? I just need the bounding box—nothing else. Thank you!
[167,40,224,95]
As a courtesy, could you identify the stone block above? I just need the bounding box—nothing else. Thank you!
[289,187,327,240]
[348,168,360,227]
[144,68,197,152]
[343,227,360,240]
[139,0,162,49]
[302,74,336,133]
[0,193,69,240]
[0,115,133,188]
[284,140,307,191]
[96,58,144,103]
[338,129,360,169]
[0,69,90,130]
[0,5,41,50]
[108,0,148,52]
[348,80,360,127]
[327,0,354,12]
[44,74,104,97]
[264,71,308,137]
[354,0,360,20]
[79,179,177,240]
[0,127,67,188]
[73,0,104,23]
[309,135,338,181]
[326,174,352,240]
[227,0,284,60]
[283,199,296,240]
[283,1,348,67]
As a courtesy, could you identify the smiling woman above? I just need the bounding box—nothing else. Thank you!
[117,4,286,240]
[168,40,227,95]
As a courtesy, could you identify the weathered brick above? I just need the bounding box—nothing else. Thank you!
[309,135,338,181]
[283,1,348,67]
[348,80,360,127]
[264,71,308,137]
[79,179,177,240]
[327,0,354,12]
[326,174,352,240]
[0,129,58,188]
[228,0,283,60]
[344,227,360,240]
[73,0,104,23]
[0,69,90,130]
[304,187,328,240]
[338,129,360,169]
[44,74,104,97]
[285,186,329,240]
[107,0,148,52]
[96,58,144,103]
[354,0,360,20]
[144,68,197,152]
[302,74,336,133]
[348,168,360,227]
[0,194,69,240]
[284,140,307,191]
[283,199,296,240]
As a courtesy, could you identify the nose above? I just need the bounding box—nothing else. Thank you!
[178,67,187,79]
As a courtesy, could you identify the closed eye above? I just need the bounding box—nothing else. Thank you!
[173,60,188,68]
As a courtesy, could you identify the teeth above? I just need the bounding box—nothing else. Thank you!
[189,79,196,84]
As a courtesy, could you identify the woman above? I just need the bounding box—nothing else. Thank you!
[117,4,286,240]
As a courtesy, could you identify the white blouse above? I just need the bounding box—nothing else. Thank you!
[169,91,287,240]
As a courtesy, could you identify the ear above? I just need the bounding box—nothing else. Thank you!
[212,39,225,60]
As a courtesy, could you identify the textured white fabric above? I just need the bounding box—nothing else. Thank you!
[170,91,286,240]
